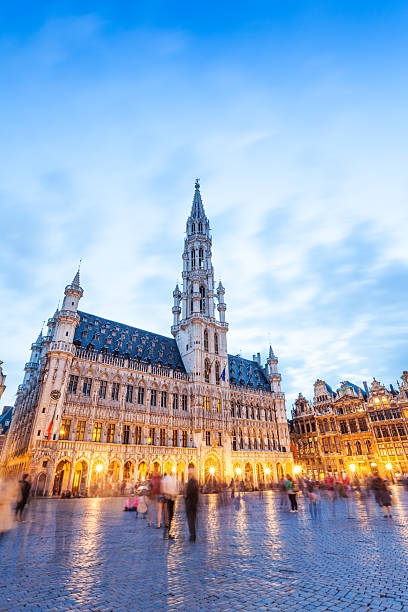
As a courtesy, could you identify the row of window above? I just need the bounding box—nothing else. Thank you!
[338,418,368,434]
[231,429,279,451]
[231,403,276,422]
[369,409,402,421]
[203,329,219,354]
[374,424,408,439]
[59,418,190,447]
[68,376,188,409]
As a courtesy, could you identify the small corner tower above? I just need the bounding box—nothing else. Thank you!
[266,345,282,393]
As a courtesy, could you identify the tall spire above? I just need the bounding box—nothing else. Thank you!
[190,179,206,219]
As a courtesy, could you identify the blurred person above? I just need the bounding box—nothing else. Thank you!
[305,479,319,519]
[278,477,288,509]
[161,471,178,540]
[342,474,354,519]
[146,474,156,527]
[0,478,16,538]
[185,467,199,542]
[371,472,393,518]
[285,474,298,512]
[15,474,31,522]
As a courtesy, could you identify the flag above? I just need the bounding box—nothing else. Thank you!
[221,367,226,382]
[290,439,297,456]
[47,407,56,441]
[206,359,215,377]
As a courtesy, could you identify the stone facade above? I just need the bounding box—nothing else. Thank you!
[1,182,292,494]
[290,374,408,479]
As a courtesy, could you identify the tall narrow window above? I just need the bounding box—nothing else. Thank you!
[198,222,203,233]
[191,223,195,233]
[204,396,210,411]
[182,394,188,411]
[135,426,141,444]
[68,375,78,394]
[82,377,92,396]
[198,247,203,268]
[92,421,102,442]
[218,432,222,447]
[239,429,244,449]
[214,334,219,355]
[205,431,211,445]
[182,431,188,447]
[173,393,179,409]
[151,389,157,406]
[191,249,196,269]
[161,391,167,408]
[217,398,221,412]
[122,424,130,445]
[172,430,178,447]
[126,384,133,403]
[76,420,86,441]
[111,382,120,401]
[160,428,166,446]
[232,429,237,451]
[215,362,220,385]
[237,402,241,418]
[99,380,107,399]
[204,329,209,351]
[107,423,115,443]
[137,387,144,404]
[200,286,205,313]
[204,359,210,383]
[148,428,155,445]
[59,418,71,440]
[231,401,235,417]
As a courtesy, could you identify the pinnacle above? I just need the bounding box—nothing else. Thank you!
[269,345,277,360]
[190,179,206,219]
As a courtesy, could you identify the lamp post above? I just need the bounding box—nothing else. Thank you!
[385,462,394,484]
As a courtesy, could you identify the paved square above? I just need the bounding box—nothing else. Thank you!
[1,489,408,611]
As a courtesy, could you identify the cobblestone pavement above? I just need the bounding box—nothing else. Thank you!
[1,488,408,611]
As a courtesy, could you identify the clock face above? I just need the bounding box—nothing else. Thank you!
[50,390,61,400]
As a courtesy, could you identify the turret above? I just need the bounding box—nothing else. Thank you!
[266,345,282,393]
[216,280,227,323]
[172,283,181,326]
[55,269,83,343]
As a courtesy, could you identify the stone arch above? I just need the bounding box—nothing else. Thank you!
[164,459,176,476]
[233,461,243,479]
[72,459,89,495]
[177,460,185,483]
[256,462,265,487]
[244,462,254,489]
[138,460,149,481]
[53,459,72,496]
[204,454,221,487]
[108,459,121,483]
[123,459,136,481]
[284,461,293,477]
[34,472,47,496]
[151,460,161,475]
[276,462,284,480]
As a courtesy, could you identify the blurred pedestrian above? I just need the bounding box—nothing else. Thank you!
[0,477,16,538]
[15,474,31,522]
[286,474,298,512]
[371,473,393,518]
[161,471,178,540]
[185,467,199,542]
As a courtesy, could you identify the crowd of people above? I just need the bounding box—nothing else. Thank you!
[278,471,396,519]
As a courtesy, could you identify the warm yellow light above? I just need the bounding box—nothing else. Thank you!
[349,463,356,472]
[235,467,242,476]
[59,429,64,436]
[386,462,392,470]
[265,467,271,475]
[293,465,302,475]
[95,464,103,473]
[370,462,377,467]
[147,437,151,444]
[171,466,176,473]
[209,466,215,476]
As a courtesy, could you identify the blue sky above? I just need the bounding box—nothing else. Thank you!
[1,1,408,411]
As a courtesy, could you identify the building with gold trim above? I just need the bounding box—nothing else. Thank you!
[290,374,408,479]
[1,181,292,495]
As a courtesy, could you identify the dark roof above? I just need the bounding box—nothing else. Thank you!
[228,355,270,391]
[0,406,13,434]
[324,382,335,395]
[74,311,186,372]
[344,380,367,398]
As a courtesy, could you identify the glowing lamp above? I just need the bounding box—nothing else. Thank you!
[349,464,356,473]
[59,429,65,436]
[265,467,271,476]
[293,465,302,475]
[171,466,176,474]
[209,466,215,476]
[370,462,377,467]
[235,467,242,476]
[95,464,103,473]
[386,463,392,470]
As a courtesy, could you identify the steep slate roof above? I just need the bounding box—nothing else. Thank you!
[324,382,335,395]
[228,355,270,391]
[74,311,186,372]
[344,380,367,398]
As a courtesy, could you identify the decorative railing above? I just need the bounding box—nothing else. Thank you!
[50,341,76,355]
[35,439,197,455]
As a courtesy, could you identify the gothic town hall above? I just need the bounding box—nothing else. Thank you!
[2,181,292,495]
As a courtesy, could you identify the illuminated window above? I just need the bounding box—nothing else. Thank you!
[59,418,71,440]
[217,398,221,412]
[204,396,210,411]
[92,421,102,442]
[148,428,155,445]
[107,423,115,443]
[75,420,86,441]
[135,426,142,445]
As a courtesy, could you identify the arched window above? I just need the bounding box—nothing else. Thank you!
[366,439,372,454]
[267,432,271,450]
[248,431,252,450]
[232,429,237,451]
[198,221,203,233]
[204,359,210,383]
[198,247,203,268]
[253,431,258,450]
[204,329,208,351]
[345,441,352,456]
[214,333,219,355]
[199,286,205,313]
[231,401,235,417]
[251,406,255,420]
[191,249,196,269]
[259,430,264,450]
[237,402,241,418]
[246,406,249,419]
[257,407,260,420]
[215,362,220,385]
[190,286,194,315]
[239,429,244,449]
[356,440,362,455]
[191,223,195,233]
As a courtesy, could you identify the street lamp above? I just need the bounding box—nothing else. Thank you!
[171,466,176,474]
[293,465,302,475]
[370,462,377,467]
[265,467,271,476]
[349,464,356,473]
[95,464,103,473]
[235,467,242,477]
[209,466,215,476]
[386,462,392,471]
